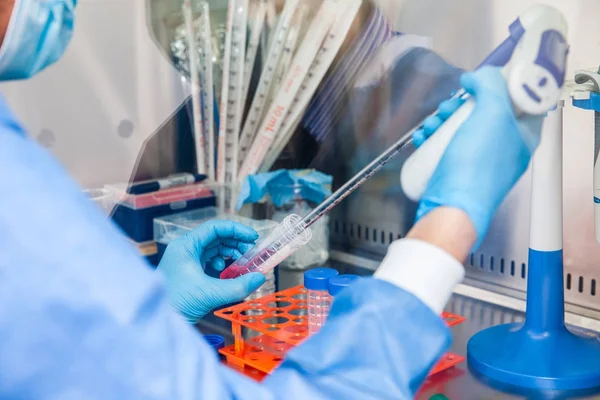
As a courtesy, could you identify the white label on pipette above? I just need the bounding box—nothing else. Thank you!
[216,0,234,185]
[261,0,361,172]
[237,0,300,166]
[271,5,306,96]
[241,0,267,111]
[197,1,215,180]
[238,0,355,181]
[183,0,206,175]
[259,106,305,173]
[217,0,248,191]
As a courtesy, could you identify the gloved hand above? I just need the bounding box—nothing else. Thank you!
[412,92,462,148]
[157,220,266,323]
[413,67,544,247]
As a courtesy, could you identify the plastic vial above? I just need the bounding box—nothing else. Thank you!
[327,274,361,298]
[203,335,225,361]
[304,268,339,335]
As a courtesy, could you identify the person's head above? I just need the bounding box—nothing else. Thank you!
[0,0,77,81]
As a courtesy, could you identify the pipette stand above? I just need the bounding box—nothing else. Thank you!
[468,102,600,391]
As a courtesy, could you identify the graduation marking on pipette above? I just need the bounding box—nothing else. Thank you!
[304,6,392,145]
[197,0,216,180]
[217,0,248,192]
[216,0,234,184]
[183,0,206,175]
[261,0,362,172]
[272,5,306,96]
[237,0,300,166]
[241,0,267,112]
[238,0,357,181]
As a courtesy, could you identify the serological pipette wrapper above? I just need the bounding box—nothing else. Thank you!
[220,214,312,279]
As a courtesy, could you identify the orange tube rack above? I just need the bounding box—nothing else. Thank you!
[214,286,466,382]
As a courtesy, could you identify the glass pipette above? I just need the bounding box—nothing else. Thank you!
[220,117,426,280]
[220,17,533,280]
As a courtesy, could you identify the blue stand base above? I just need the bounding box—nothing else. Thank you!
[468,323,600,391]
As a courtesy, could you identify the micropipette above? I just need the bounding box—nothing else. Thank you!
[401,6,568,201]
[221,4,554,280]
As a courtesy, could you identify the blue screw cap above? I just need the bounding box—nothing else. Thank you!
[328,274,361,296]
[304,267,339,291]
[204,335,225,352]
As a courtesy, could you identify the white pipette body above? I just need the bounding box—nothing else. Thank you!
[401,5,568,202]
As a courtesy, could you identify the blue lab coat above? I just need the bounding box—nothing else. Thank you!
[0,94,450,399]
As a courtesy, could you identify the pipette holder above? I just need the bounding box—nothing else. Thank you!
[468,103,600,391]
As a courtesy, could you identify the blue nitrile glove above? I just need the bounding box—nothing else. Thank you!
[157,220,266,323]
[412,95,463,148]
[414,67,544,247]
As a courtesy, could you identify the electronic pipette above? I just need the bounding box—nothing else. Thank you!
[220,4,568,280]
[402,5,568,201]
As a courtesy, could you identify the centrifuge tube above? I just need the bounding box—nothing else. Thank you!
[327,274,360,297]
[304,268,339,335]
[220,214,312,279]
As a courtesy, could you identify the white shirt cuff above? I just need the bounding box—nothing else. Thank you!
[373,238,465,314]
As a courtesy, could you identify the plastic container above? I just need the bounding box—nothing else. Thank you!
[327,274,360,297]
[220,214,312,280]
[268,183,330,270]
[154,207,279,300]
[203,334,226,361]
[108,182,216,242]
[203,334,225,352]
[304,268,339,335]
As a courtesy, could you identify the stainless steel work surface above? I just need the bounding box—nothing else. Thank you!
[420,295,600,400]
[199,263,600,399]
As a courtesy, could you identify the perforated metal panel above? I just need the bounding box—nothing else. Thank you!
[328,144,600,318]
[324,0,600,317]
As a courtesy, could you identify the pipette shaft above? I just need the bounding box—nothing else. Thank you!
[300,128,418,229]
